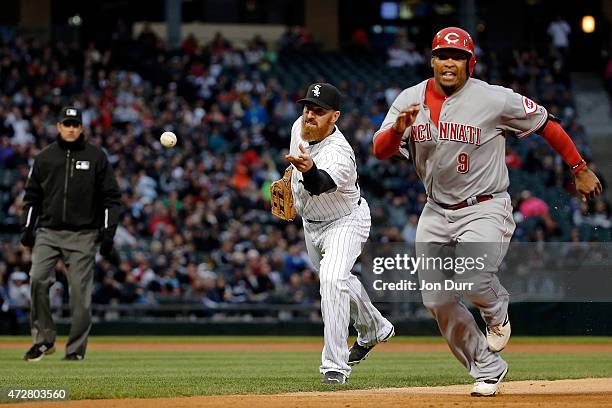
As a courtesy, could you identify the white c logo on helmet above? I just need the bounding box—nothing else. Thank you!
[443,32,460,44]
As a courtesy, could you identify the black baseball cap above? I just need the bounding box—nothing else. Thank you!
[297,83,341,111]
[58,106,82,125]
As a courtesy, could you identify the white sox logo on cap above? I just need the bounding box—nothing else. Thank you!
[66,108,78,116]
[312,84,321,97]
[444,32,460,44]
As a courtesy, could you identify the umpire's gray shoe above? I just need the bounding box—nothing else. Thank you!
[321,371,348,384]
[348,326,395,366]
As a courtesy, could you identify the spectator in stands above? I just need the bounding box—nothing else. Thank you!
[210,32,231,58]
[547,15,571,60]
[348,28,371,54]
[8,271,30,310]
[519,190,550,219]
[181,34,199,56]
[0,275,18,333]
[401,214,419,246]
[517,190,559,238]
[591,199,612,229]
[387,40,411,69]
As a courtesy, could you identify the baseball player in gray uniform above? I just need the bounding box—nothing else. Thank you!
[373,27,602,396]
[286,83,395,385]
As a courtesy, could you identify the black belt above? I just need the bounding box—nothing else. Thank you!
[436,195,493,210]
[306,197,361,223]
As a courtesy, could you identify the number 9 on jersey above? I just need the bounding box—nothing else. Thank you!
[457,152,470,174]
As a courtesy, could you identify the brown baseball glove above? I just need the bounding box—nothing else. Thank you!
[270,166,296,221]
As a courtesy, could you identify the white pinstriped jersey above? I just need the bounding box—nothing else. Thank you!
[375,78,548,204]
[290,117,361,222]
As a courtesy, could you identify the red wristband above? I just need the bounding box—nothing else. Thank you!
[571,160,587,174]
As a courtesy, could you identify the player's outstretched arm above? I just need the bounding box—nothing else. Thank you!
[286,144,336,195]
[393,103,421,134]
[538,119,603,200]
[373,103,420,159]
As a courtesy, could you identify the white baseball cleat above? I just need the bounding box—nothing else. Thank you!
[470,365,508,397]
[486,314,511,352]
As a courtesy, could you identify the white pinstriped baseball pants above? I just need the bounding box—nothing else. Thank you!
[303,199,393,377]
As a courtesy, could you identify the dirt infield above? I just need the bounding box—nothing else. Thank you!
[3,340,612,353]
[5,378,612,407]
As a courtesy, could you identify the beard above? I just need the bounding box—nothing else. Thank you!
[439,83,458,96]
[301,118,332,142]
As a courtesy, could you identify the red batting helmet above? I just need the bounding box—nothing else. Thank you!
[431,27,477,76]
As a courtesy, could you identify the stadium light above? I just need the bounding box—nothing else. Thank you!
[581,15,595,33]
[68,14,83,27]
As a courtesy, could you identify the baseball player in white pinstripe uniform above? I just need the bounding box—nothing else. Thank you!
[286,83,394,385]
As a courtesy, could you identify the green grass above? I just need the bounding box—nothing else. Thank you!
[0,337,611,400]
[3,336,612,344]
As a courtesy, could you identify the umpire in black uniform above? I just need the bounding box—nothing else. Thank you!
[21,106,121,361]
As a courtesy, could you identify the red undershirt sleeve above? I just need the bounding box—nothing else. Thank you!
[373,127,403,160]
[540,120,586,174]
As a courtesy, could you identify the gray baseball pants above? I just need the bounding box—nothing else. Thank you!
[416,196,514,381]
[30,227,97,356]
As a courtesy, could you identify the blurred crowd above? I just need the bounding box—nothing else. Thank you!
[0,25,610,321]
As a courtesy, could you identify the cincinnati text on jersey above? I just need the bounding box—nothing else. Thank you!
[438,122,481,145]
[409,122,482,145]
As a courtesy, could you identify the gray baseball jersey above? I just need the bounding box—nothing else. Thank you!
[375,77,544,382]
[375,78,548,204]
[290,117,361,221]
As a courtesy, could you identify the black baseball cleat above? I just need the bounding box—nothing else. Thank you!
[321,371,348,384]
[348,326,395,366]
[63,353,84,361]
[24,343,56,362]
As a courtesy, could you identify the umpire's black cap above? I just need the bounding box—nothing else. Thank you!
[58,106,82,125]
[297,83,341,111]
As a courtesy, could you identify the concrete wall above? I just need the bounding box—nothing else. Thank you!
[133,22,287,49]
[304,0,339,50]
[19,0,51,41]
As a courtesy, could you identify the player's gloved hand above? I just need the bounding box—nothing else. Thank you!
[20,228,36,248]
[574,167,603,201]
[99,230,114,257]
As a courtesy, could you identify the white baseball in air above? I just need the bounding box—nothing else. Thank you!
[160,131,177,148]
